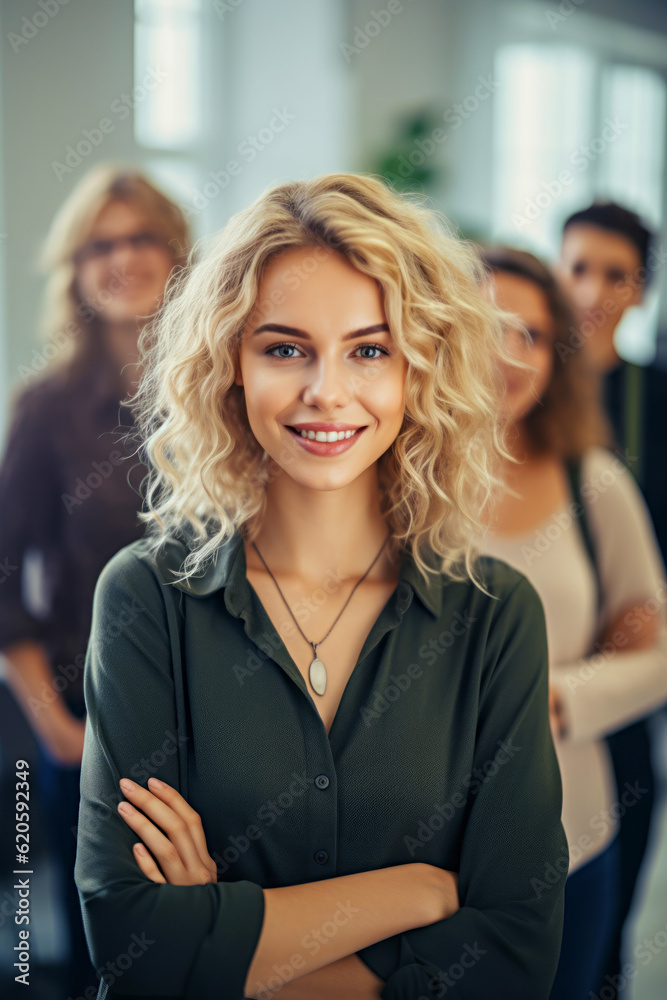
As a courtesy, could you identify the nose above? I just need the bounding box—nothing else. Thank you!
[301,354,352,410]
[109,237,143,272]
[573,275,605,310]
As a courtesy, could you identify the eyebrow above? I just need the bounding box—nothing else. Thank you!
[251,322,391,340]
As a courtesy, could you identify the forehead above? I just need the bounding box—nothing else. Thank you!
[249,246,385,322]
[89,199,153,237]
[260,245,371,287]
[492,270,553,327]
[561,224,641,271]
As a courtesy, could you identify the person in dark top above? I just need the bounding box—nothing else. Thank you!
[560,202,667,557]
[0,163,190,999]
[559,201,667,999]
[74,173,568,1000]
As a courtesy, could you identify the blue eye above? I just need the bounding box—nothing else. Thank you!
[356,344,388,360]
[266,343,301,359]
[264,342,390,360]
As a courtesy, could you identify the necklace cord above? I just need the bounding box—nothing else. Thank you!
[251,531,392,654]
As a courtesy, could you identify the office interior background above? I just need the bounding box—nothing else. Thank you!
[0,0,666,997]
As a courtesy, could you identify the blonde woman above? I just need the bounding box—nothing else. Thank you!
[74,174,567,1000]
[0,163,189,998]
[477,246,667,1000]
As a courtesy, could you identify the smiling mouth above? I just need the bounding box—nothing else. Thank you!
[286,426,364,442]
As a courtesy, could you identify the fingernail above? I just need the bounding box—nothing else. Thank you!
[120,779,134,792]
[148,777,163,788]
[118,802,132,813]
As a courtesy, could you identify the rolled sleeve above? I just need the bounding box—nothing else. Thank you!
[74,546,266,999]
[360,577,568,999]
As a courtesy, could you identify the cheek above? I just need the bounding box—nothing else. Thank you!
[612,285,639,309]
[564,278,584,303]
[155,254,176,284]
[76,267,99,300]
[365,364,407,413]
[241,365,291,421]
[534,349,554,393]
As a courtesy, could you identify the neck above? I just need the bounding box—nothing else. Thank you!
[102,319,143,395]
[246,464,397,585]
[602,345,623,374]
[589,328,622,374]
[502,418,533,466]
[480,418,538,534]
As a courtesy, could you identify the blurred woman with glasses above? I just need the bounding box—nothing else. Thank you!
[0,163,190,998]
[477,246,667,1000]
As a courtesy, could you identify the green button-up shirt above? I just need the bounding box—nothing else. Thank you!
[74,527,567,1000]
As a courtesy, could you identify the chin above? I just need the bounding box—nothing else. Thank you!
[107,299,158,321]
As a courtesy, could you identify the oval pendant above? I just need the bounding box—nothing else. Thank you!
[309,657,327,696]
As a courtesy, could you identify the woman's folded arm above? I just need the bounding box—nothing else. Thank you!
[550,625,667,745]
[74,546,266,1000]
[551,446,667,744]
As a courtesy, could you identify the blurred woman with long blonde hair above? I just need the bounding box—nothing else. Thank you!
[0,163,190,998]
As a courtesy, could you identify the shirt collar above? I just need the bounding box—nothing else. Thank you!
[152,527,443,618]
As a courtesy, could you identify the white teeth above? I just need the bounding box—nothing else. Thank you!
[296,428,357,441]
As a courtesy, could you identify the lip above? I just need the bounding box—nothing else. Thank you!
[290,422,364,432]
[286,424,367,456]
[114,277,152,292]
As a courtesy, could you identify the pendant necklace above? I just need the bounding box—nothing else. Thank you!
[251,532,391,697]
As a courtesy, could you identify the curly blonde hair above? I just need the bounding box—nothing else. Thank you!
[128,173,528,593]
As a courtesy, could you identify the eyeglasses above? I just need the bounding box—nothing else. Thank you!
[73,230,171,265]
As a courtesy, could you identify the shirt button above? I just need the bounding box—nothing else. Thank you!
[314,850,329,865]
[315,774,330,789]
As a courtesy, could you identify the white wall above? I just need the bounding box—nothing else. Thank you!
[0,0,138,436]
[190,0,352,234]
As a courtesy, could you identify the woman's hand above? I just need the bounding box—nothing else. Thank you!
[548,599,662,745]
[438,868,459,919]
[418,864,460,922]
[46,714,86,767]
[116,776,218,885]
[596,599,660,652]
[548,684,568,741]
